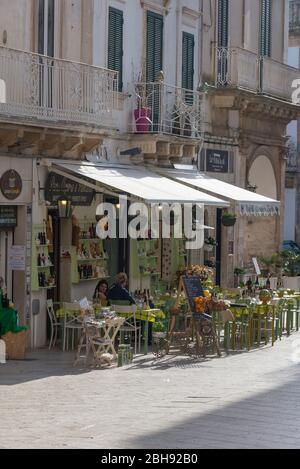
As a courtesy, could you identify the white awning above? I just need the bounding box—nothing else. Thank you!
[48,161,229,206]
[158,170,280,216]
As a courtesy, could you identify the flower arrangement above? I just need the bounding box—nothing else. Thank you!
[221,211,237,227]
[205,237,218,246]
[194,297,208,314]
[176,265,214,282]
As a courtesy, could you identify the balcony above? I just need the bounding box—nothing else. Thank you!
[290,0,300,35]
[215,47,300,103]
[132,81,204,139]
[0,45,119,129]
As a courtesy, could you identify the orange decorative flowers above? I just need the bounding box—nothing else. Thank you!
[194,297,208,314]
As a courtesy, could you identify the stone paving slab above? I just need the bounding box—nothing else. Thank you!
[1,334,300,449]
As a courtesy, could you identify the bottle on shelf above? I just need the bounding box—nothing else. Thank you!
[266,273,271,290]
[37,253,41,267]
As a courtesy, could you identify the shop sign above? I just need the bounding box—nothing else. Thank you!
[0,170,22,200]
[8,245,26,271]
[206,150,229,173]
[182,276,204,313]
[0,206,17,230]
[45,172,95,206]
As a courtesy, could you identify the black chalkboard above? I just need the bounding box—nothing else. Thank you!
[182,276,204,313]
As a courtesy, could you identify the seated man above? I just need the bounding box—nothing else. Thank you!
[108,273,136,305]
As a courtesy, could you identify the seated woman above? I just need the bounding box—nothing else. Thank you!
[108,273,136,305]
[93,279,109,306]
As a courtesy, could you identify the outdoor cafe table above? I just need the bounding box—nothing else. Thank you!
[113,308,165,355]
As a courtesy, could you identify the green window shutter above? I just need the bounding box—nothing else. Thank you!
[182,32,194,90]
[108,7,124,92]
[260,0,272,57]
[218,0,229,48]
[146,11,163,82]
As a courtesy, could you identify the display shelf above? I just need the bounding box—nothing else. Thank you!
[77,277,110,283]
[32,223,56,292]
[79,238,102,242]
[77,258,108,263]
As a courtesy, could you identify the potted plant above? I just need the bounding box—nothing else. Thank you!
[134,83,152,133]
[221,211,237,227]
[152,320,167,340]
[258,253,281,289]
[234,267,246,287]
[204,237,217,252]
[280,251,300,290]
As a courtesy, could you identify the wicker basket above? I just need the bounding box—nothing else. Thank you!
[2,330,27,360]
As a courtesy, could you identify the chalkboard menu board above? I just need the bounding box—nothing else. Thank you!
[0,206,17,230]
[182,276,204,313]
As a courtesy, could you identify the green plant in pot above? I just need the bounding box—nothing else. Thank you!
[204,237,217,252]
[221,211,237,227]
[152,321,167,334]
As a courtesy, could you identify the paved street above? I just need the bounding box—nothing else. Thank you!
[1,334,300,449]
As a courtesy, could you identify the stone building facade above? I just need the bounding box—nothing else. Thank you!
[0,0,299,346]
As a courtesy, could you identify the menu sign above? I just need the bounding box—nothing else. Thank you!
[206,150,229,173]
[0,206,17,229]
[8,245,26,271]
[182,276,204,313]
[45,172,95,206]
[0,170,22,200]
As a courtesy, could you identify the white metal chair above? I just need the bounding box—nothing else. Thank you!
[46,299,63,350]
[63,302,84,352]
[111,304,142,355]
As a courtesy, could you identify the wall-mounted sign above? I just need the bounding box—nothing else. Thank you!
[8,245,26,271]
[252,257,261,276]
[45,172,95,206]
[0,206,17,230]
[206,150,229,173]
[0,170,22,200]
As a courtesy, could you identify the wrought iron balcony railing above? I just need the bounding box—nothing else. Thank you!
[215,47,300,103]
[290,0,300,34]
[0,46,119,127]
[132,81,204,139]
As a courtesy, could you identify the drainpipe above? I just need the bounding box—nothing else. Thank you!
[176,0,182,87]
[199,0,204,88]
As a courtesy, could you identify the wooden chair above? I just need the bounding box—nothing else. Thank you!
[63,302,84,352]
[111,302,142,355]
[46,299,63,350]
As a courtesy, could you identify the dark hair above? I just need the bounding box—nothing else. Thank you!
[93,279,109,299]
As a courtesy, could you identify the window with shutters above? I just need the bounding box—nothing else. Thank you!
[182,32,194,91]
[260,0,272,57]
[108,7,124,92]
[146,11,164,82]
[38,0,55,56]
[217,0,229,48]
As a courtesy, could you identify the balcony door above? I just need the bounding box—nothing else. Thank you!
[146,11,163,132]
[38,0,55,110]
[217,0,229,86]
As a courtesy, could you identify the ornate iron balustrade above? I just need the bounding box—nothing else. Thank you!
[0,46,119,127]
[132,81,204,139]
[215,47,300,103]
[290,0,300,34]
[216,47,259,91]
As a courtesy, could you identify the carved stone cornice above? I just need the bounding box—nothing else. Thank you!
[213,88,300,123]
[140,0,170,15]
